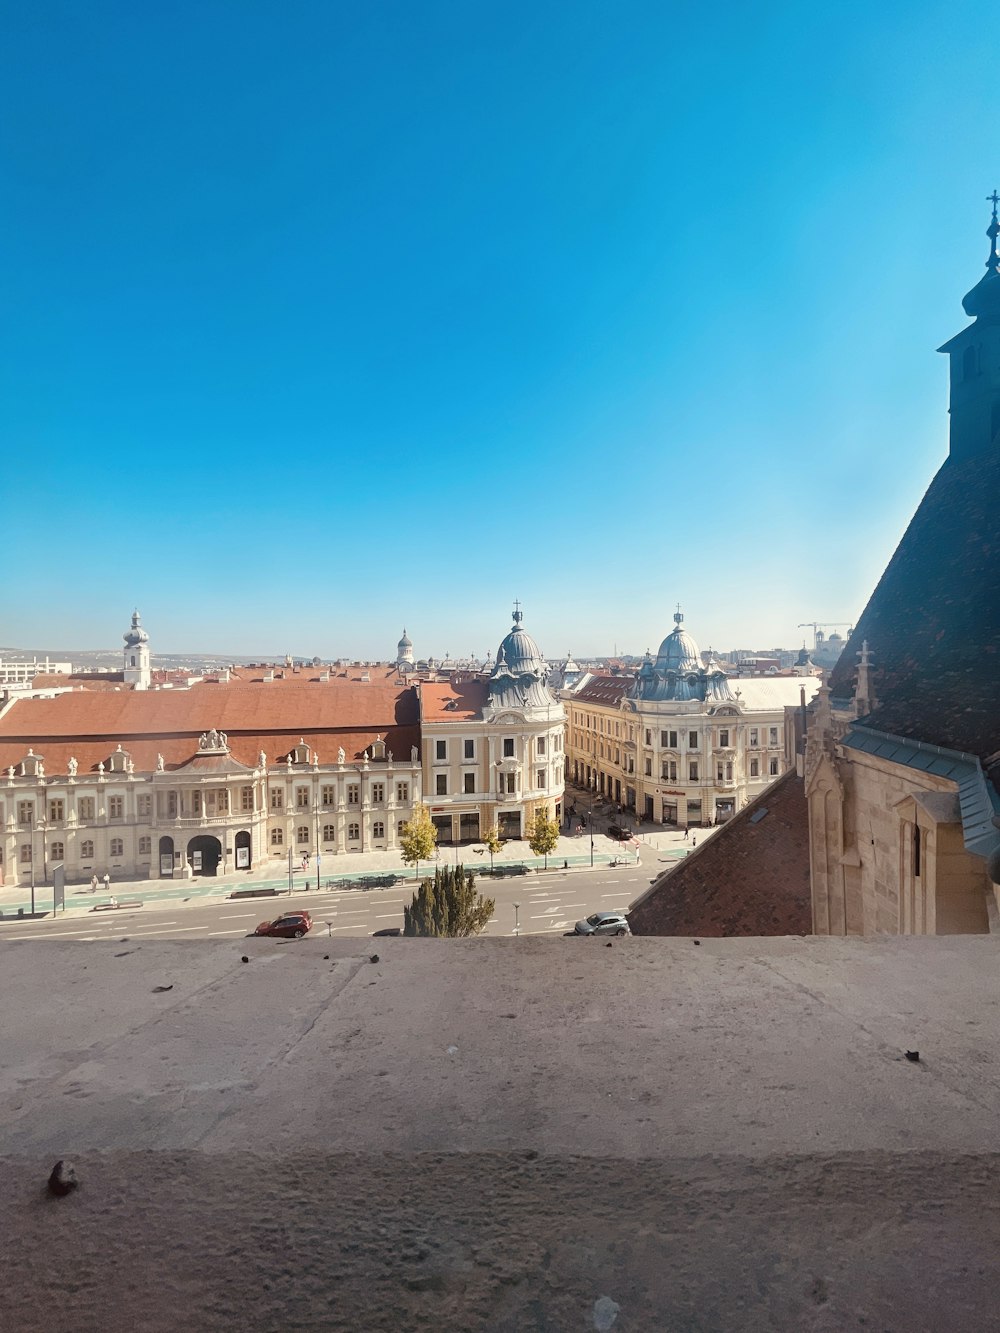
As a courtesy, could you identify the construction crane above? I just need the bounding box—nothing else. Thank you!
[798,621,854,652]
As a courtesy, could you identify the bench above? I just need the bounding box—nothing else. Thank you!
[229,888,281,900]
[91,901,143,912]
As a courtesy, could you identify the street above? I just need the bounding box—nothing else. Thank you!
[0,862,654,942]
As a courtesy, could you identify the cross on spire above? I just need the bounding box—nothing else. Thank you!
[512,598,523,626]
[986,191,1000,269]
[988,191,999,217]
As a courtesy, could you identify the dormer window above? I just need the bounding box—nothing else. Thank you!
[107,745,131,773]
[290,739,310,764]
[371,735,387,760]
[19,750,43,778]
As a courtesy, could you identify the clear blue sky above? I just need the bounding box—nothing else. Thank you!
[1,1,994,660]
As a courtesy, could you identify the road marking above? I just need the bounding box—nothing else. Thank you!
[127,926,207,936]
[374,913,401,920]
[217,913,258,920]
[208,928,251,936]
[4,930,103,940]
[331,909,370,916]
[600,892,634,898]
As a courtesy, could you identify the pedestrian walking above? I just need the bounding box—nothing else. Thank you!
[683,828,689,842]
[90,873,98,894]
[691,834,697,848]
[103,871,110,892]
[110,896,118,909]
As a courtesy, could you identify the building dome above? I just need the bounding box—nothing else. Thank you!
[398,629,412,650]
[123,609,149,647]
[963,203,1000,324]
[654,611,701,673]
[495,608,546,677]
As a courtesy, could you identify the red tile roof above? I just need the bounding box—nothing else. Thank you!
[419,678,488,720]
[0,682,420,774]
[627,771,812,937]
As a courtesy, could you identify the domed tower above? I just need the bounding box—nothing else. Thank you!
[487,603,557,713]
[938,194,1000,461]
[396,628,414,669]
[123,609,151,690]
[631,608,734,703]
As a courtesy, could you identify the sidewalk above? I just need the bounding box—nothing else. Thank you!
[0,822,705,921]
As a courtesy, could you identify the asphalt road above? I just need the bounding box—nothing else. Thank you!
[0,863,654,943]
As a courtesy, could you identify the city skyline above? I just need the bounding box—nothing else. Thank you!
[3,2,991,655]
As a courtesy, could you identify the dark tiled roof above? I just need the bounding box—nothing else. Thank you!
[827,451,1000,759]
[573,676,631,705]
[627,771,812,937]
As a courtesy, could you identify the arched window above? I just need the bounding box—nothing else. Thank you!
[81,840,95,858]
[296,826,309,845]
[322,823,336,841]
[348,822,360,840]
[270,828,283,846]
[50,841,64,860]
[373,821,385,839]
[110,838,124,856]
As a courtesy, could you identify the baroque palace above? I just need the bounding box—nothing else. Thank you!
[0,607,565,886]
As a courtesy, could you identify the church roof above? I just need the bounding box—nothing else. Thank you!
[826,449,1000,761]
[627,772,812,937]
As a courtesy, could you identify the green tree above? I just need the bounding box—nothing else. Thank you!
[403,864,495,937]
[399,803,437,879]
[483,824,503,874]
[526,809,559,869]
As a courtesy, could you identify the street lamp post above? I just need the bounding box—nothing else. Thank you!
[29,814,36,916]
[287,846,293,895]
[513,902,520,936]
[315,853,321,892]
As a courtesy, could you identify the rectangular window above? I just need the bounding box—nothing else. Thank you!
[323,823,336,841]
[769,757,780,776]
[505,773,516,794]
[503,738,515,758]
[435,740,447,761]
[436,774,448,796]
[110,838,123,857]
[80,839,94,859]
[347,784,359,805]
[371,783,384,803]
[464,739,475,760]
[688,732,698,749]
[167,792,177,818]
[271,828,283,846]
[537,736,546,755]
[242,787,255,811]
[396,782,409,802]
[17,801,33,826]
[296,786,310,808]
[321,784,335,806]
[216,789,229,814]
[464,772,476,794]
[749,728,759,747]
[725,761,733,781]
[297,826,309,845]
[137,794,152,817]
[271,789,284,810]
[109,796,124,819]
[716,764,724,783]
[689,762,699,781]
[769,727,779,746]
[536,768,546,789]
[78,797,95,821]
[719,729,729,747]
[750,758,759,778]
[20,845,32,863]
[644,758,652,776]
[138,836,151,855]
[645,729,652,746]
[49,799,64,822]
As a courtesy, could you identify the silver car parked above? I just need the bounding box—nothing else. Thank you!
[574,912,631,937]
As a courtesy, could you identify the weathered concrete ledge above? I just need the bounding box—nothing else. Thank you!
[1,935,998,1328]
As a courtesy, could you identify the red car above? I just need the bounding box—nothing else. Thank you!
[254,911,313,939]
